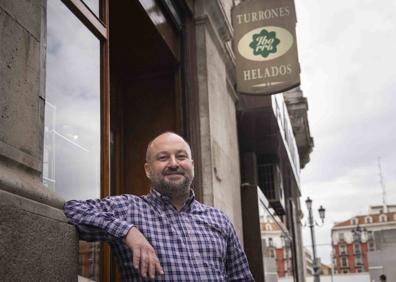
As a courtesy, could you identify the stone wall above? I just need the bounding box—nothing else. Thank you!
[0,0,78,280]
[194,0,244,240]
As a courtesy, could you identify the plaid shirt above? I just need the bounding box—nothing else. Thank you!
[64,189,254,281]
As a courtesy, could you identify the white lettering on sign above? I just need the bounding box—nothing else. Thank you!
[236,7,290,25]
[243,64,292,81]
[256,36,274,52]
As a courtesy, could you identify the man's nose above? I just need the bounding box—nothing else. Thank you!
[168,155,179,168]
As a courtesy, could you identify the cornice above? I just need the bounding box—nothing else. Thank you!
[332,221,396,231]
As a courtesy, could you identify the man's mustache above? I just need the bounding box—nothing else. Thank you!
[162,169,185,176]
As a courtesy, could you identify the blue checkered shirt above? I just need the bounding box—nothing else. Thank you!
[64,189,254,281]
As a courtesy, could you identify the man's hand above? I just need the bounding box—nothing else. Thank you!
[124,227,164,279]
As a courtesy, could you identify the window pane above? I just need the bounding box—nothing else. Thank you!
[44,0,100,201]
[82,0,100,18]
[44,1,101,281]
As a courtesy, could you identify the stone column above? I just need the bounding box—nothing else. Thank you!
[0,0,78,280]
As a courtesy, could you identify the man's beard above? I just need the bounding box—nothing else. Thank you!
[152,173,193,199]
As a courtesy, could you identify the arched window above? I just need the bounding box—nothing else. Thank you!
[379,214,387,222]
[351,218,358,225]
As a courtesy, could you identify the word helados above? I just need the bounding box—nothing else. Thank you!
[243,64,292,81]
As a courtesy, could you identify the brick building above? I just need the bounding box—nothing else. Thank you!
[260,217,329,279]
[331,205,396,274]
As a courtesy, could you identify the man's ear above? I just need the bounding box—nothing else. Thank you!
[144,163,151,179]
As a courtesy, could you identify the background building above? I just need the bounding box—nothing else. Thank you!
[260,211,293,279]
[331,205,396,275]
[304,247,314,276]
[0,0,313,281]
[367,228,396,282]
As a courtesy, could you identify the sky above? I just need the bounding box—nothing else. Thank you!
[294,0,396,264]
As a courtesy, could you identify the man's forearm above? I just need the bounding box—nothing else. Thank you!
[64,196,134,240]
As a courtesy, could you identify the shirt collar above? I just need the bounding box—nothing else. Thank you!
[148,188,198,212]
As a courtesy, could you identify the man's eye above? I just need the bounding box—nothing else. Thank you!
[177,155,187,160]
[158,156,168,161]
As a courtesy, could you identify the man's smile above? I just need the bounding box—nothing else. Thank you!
[163,170,185,176]
[163,172,185,180]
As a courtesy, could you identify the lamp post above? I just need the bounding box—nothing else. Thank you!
[306,197,326,282]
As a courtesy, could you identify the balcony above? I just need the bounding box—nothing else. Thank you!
[257,162,285,215]
[283,87,314,169]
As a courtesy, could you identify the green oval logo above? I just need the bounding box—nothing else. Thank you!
[238,26,294,61]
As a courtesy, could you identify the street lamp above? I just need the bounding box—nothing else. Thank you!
[306,197,326,282]
[306,197,312,209]
[318,206,326,223]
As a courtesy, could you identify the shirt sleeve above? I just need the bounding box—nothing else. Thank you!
[63,195,135,242]
[225,221,255,282]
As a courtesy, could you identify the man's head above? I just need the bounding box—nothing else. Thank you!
[380,274,386,282]
[144,132,194,198]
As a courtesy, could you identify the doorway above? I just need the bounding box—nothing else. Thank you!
[109,0,182,197]
[107,2,182,280]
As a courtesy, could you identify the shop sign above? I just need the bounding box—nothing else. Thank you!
[232,0,300,95]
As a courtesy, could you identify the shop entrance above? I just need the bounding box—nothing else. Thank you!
[109,0,182,197]
[108,2,182,279]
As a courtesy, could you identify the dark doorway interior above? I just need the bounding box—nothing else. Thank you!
[109,0,181,197]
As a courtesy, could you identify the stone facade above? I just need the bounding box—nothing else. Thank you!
[284,87,314,169]
[0,0,78,280]
[194,0,244,239]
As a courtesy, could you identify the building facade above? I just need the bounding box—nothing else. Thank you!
[260,221,330,280]
[331,205,396,275]
[0,0,313,281]
[367,229,396,282]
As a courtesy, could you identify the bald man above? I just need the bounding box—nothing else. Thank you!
[64,132,254,281]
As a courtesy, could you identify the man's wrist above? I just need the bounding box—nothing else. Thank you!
[123,225,137,241]
[105,219,134,239]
